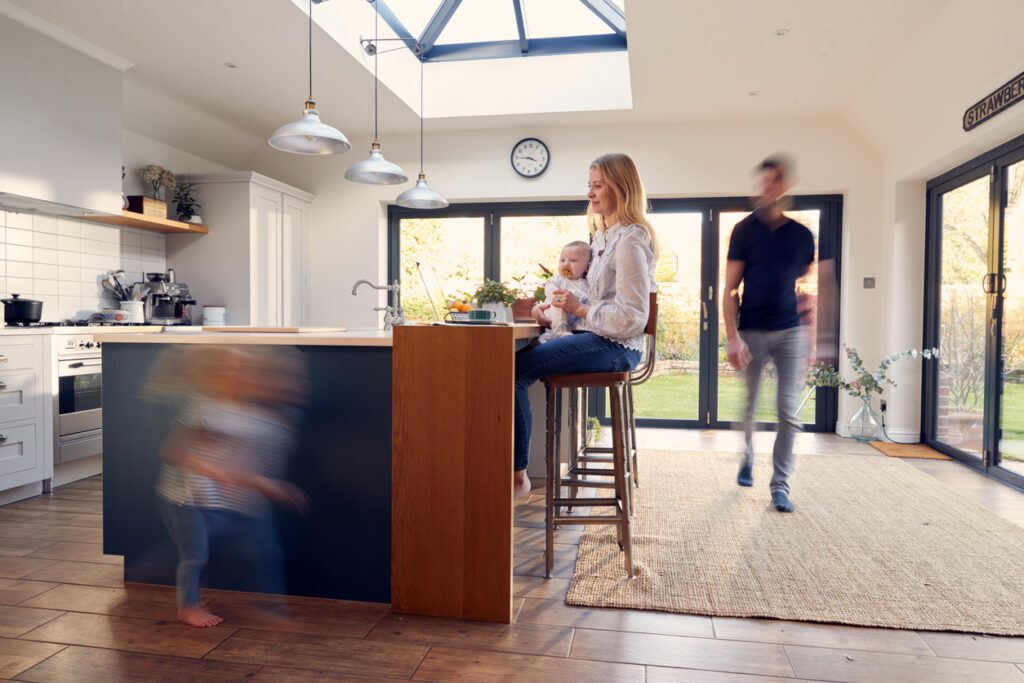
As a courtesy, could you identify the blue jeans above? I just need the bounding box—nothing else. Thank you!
[739,327,808,494]
[158,499,285,607]
[515,332,641,471]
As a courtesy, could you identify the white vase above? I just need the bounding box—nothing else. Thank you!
[481,302,510,322]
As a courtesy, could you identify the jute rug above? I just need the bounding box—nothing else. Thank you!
[566,450,1024,635]
[869,440,951,460]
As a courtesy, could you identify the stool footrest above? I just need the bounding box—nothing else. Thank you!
[553,497,618,507]
[576,454,614,463]
[569,467,618,477]
[583,446,614,454]
[552,514,624,525]
[561,477,616,489]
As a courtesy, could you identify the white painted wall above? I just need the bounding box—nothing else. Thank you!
[0,16,122,213]
[848,0,1024,184]
[121,129,234,199]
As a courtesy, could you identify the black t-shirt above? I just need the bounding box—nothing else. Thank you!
[727,212,815,331]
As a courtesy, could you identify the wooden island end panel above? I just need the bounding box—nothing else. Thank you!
[392,326,515,623]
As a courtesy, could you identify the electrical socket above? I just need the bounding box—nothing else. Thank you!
[880,399,888,413]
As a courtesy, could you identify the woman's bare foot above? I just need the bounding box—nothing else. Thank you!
[178,605,223,628]
[513,469,532,502]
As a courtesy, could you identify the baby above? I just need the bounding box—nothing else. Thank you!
[538,240,592,343]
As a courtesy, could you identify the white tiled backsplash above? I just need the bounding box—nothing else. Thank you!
[0,210,166,321]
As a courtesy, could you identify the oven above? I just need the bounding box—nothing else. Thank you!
[54,336,103,464]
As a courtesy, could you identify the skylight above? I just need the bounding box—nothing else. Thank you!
[303,0,632,120]
[440,1,519,45]
[524,0,621,39]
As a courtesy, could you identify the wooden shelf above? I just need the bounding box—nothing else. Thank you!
[81,211,209,235]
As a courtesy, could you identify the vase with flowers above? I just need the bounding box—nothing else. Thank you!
[806,345,939,441]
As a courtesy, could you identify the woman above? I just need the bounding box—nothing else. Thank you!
[514,153,659,500]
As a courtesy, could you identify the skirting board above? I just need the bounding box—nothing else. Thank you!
[835,422,920,442]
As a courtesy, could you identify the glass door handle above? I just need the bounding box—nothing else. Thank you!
[982,273,1006,294]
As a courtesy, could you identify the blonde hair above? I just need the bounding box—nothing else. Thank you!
[587,153,659,258]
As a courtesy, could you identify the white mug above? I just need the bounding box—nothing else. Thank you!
[203,305,226,325]
[119,301,145,323]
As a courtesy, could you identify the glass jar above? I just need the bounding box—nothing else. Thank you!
[849,396,880,441]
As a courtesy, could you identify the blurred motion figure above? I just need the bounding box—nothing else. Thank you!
[149,345,309,627]
[723,155,814,513]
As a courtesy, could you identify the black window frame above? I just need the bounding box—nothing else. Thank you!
[388,194,842,433]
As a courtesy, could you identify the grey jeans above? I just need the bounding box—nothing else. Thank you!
[739,326,808,494]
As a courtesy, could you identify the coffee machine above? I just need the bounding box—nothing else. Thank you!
[135,270,196,325]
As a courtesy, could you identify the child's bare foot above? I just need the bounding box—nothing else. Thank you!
[178,605,223,627]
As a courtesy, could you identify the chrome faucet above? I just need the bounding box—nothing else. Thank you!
[351,279,406,330]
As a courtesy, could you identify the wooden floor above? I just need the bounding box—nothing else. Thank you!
[0,432,1021,681]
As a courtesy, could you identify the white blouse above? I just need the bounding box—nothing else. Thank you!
[582,223,656,353]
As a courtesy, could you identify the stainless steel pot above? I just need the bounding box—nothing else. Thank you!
[2,294,43,324]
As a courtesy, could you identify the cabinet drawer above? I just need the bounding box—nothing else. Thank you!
[0,371,38,424]
[0,423,39,478]
[0,343,41,372]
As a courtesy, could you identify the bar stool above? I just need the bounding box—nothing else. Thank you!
[542,369,633,578]
[569,293,658,499]
[540,294,658,579]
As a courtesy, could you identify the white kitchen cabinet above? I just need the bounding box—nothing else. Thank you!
[0,336,47,493]
[166,172,313,326]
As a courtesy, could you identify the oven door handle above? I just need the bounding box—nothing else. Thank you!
[67,360,102,368]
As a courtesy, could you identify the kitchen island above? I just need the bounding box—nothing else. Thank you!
[98,324,539,619]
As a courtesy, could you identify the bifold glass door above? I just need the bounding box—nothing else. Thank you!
[925,137,1024,487]
[624,199,839,432]
[390,197,842,434]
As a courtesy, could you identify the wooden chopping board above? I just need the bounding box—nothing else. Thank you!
[203,326,347,333]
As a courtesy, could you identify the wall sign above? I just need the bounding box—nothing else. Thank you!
[963,70,1024,132]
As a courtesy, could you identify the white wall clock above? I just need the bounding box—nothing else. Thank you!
[511,138,549,178]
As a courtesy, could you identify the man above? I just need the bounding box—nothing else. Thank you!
[723,155,814,513]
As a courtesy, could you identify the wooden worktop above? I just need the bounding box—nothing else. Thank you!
[95,323,541,347]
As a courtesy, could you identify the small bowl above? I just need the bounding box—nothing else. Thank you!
[445,311,470,322]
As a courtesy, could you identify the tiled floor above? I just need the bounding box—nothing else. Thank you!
[0,431,1020,681]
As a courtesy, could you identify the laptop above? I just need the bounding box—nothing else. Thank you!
[416,261,451,322]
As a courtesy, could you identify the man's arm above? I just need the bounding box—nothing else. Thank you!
[723,260,752,370]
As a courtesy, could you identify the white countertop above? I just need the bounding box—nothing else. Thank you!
[0,325,164,336]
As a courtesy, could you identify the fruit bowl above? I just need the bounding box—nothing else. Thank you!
[445,311,470,322]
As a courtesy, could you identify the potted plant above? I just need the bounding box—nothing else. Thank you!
[585,416,602,446]
[807,345,939,441]
[510,264,555,322]
[473,279,517,322]
[173,182,202,223]
[128,165,176,218]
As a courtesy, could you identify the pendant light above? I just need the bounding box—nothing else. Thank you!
[345,0,407,185]
[396,59,448,209]
[269,0,351,155]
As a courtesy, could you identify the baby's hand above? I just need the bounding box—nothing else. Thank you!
[532,303,553,327]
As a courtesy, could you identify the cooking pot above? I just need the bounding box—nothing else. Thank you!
[2,294,43,324]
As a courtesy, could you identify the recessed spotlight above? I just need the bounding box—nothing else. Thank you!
[774,28,789,37]
[748,90,760,96]
[224,62,238,69]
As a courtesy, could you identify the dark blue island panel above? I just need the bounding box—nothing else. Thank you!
[102,341,392,604]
